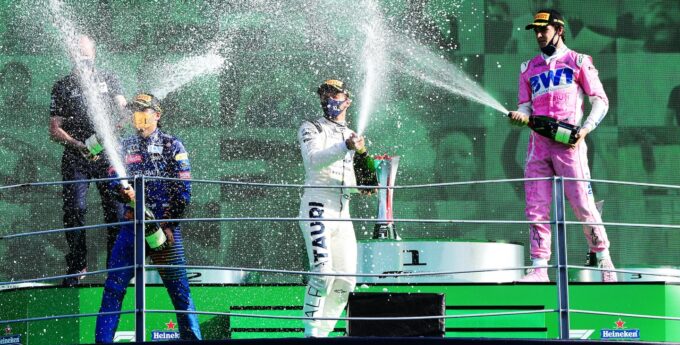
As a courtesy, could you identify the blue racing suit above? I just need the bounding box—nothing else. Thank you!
[95,129,201,343]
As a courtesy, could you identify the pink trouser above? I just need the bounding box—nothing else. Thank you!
[525,133,609,260]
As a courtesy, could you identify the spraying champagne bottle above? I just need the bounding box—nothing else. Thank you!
[508,113,581,145]
[122,184,169,251]
[353,148,378,188]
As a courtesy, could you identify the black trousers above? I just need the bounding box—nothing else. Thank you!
[61,154,124,273]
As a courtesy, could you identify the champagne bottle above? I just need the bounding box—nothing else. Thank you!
[81,134,104,160]
[510,114,581,145]
[141,206,170,251]
[127,193,169,251]
[353,149,378,187]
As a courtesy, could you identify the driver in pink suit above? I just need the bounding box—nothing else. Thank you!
[508,9,616,282]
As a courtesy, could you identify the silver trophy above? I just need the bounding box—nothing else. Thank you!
[372,155,400,240]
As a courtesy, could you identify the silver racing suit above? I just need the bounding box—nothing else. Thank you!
[298,116,358,337]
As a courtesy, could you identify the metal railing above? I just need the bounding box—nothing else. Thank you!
[1,175,679,342]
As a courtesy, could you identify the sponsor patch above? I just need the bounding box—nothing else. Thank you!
[178,171,191,179]
[136,94,153,103]
[126,154,143,164]
[175,153,188,161]
[520,60,529,73]
[148,145,163,154]
[530,67,574,96]
[535,12,550,21]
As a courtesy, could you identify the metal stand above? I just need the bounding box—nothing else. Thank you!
[134,177,146,342]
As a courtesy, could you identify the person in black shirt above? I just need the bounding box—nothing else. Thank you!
[48,35,127,286]
[667,85,680,125]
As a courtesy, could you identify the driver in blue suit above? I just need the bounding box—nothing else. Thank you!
[94,93,201,343]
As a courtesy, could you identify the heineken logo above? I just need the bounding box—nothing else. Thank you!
[0,334,21,345]
[600,318,640,339]
[151,320,179,341]
[151,331,180,341]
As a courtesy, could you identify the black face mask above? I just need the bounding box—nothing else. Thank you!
[541,29,559,56]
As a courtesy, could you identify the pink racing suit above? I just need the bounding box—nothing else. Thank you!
[517,46,610,260]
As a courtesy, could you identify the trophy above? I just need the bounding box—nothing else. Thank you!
[372,155,400,240]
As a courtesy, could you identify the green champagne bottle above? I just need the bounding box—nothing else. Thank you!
[82,134,104,160]
[508,113,581,145]
[353,149,378,187]
[127,199,169,251]
[528,115,581,145]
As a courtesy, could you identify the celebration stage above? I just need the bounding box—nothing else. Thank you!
[1,281,678,343]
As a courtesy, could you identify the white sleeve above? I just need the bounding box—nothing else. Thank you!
[517,102,532,116]
[298,121,348,171]
[582,96,608,131]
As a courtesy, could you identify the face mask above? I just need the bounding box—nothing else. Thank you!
[540,29,559,56]
[133,111,155,132]
[323,98,346,119]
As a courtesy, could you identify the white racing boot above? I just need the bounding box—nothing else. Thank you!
[517,259,550,282]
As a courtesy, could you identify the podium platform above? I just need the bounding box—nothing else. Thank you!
[357,240,524,283]
[2,282,679,343]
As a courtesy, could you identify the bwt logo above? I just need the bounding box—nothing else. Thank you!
[530,67,574,96]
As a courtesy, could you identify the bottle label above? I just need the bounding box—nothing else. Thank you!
[555,126,572,144]
[145,228,167,249]
[85,135,104,156]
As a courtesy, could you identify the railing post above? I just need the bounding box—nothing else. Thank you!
[133,176,146,342]
[554,176,570,339]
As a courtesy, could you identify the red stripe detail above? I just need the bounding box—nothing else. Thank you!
[386,187,393,222]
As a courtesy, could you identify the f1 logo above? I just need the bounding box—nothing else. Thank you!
[113,331,135,342]
[403,250,426,266]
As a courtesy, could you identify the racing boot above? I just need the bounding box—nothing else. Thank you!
[517,259,549,282]
[586,250,617,282]
[597,251,617,283]
[517,267,549,282]
[62,267,87,287]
